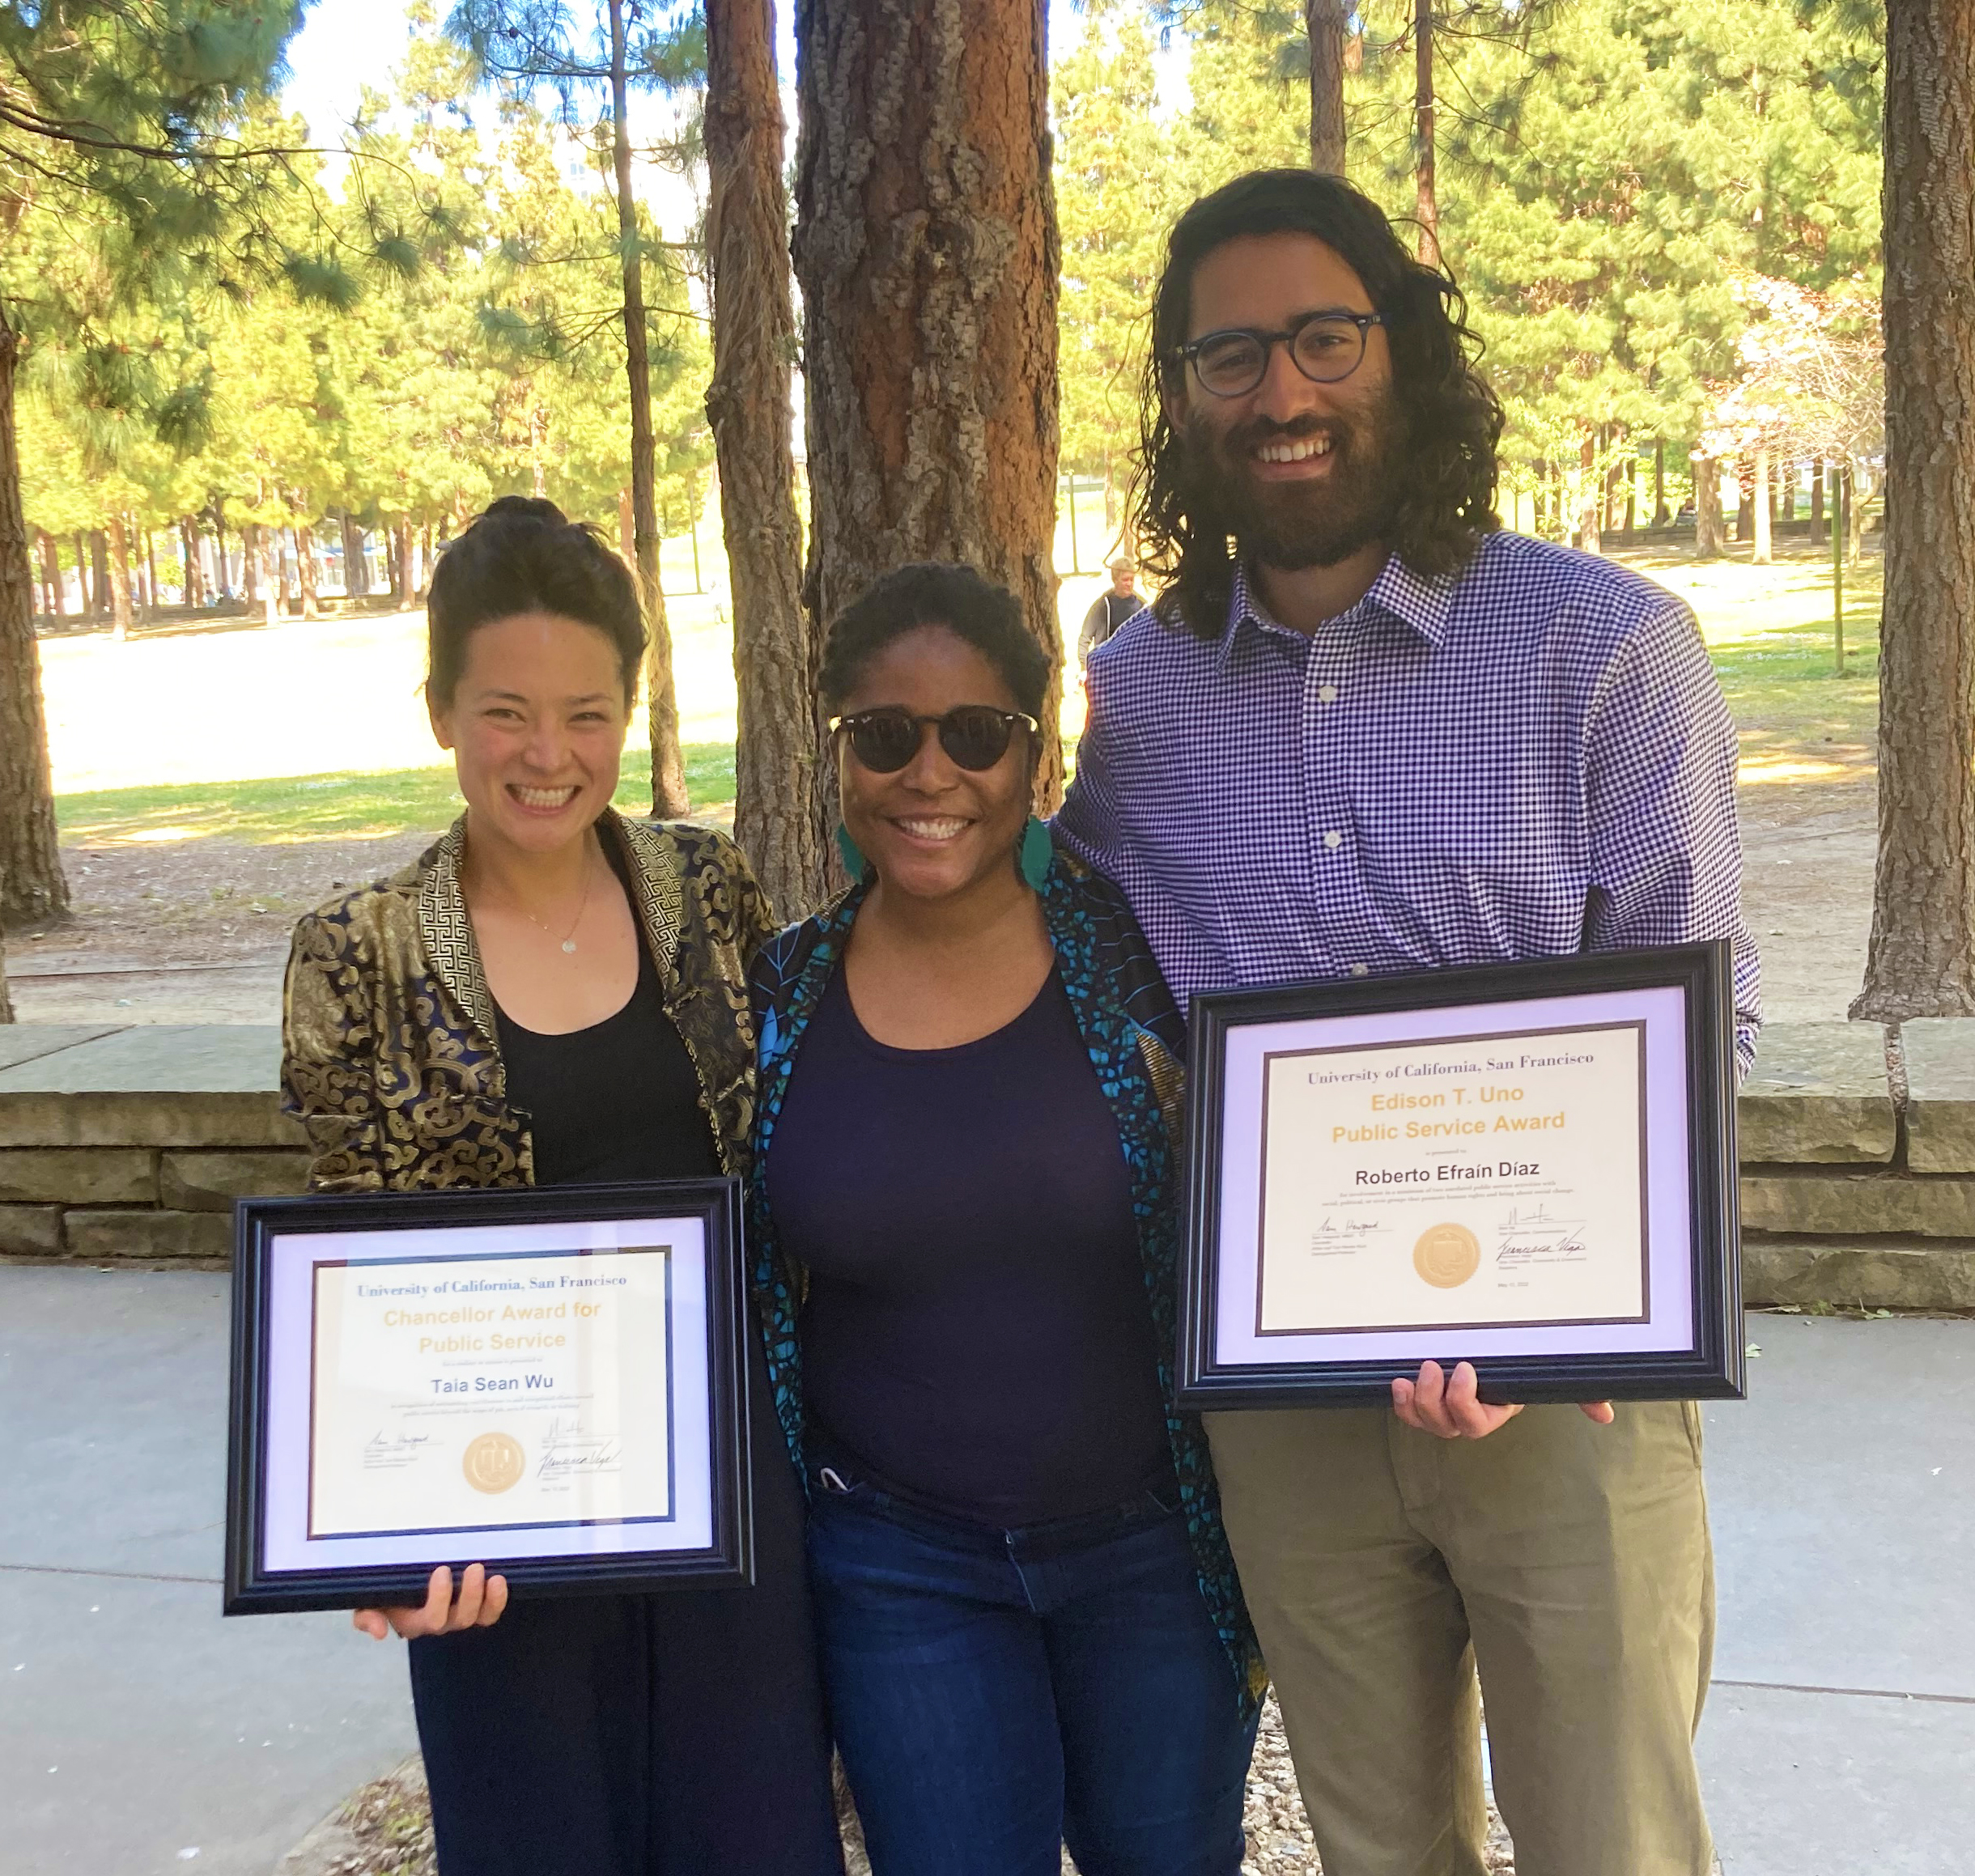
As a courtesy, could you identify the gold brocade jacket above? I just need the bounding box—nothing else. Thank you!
[280,812,776,1193]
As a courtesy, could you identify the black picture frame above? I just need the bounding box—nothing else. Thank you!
[225,1178,753,1615]
[1177,942,1743,1410]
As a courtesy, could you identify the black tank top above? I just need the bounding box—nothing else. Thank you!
[492,838,720,1186]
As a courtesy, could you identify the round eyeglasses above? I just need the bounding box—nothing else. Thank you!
[829,705,1038,774]
[1172,311,1385,399]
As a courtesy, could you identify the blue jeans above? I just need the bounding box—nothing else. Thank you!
[806,1469,1258,1876]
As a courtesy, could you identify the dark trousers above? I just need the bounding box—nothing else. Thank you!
[409,1343,843,1876]
[808,1473,1257,1876]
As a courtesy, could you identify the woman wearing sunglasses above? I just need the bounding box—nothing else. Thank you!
[280,498,843,1876]
[747,562,1264,1876]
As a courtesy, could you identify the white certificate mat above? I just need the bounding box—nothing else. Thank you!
[260,1214,715,1574]
[1209,983,1697,1371]
[308,1247,675,1541]
[1257,1021,1647,1335]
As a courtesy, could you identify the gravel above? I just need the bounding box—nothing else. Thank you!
[304,1698,1520,1876]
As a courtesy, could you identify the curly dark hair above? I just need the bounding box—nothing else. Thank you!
[426,495,645,704]
[1133,168,1503,640]
[819,562,1050,719]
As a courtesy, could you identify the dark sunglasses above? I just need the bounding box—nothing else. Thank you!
[829,705,1039,774]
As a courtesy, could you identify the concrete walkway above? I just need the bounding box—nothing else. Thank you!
[2,1267,1969,1875]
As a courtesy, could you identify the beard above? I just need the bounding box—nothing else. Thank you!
[1184,384,1407,571]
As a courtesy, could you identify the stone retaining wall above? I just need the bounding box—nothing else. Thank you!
[2,1019,1973,1309]
[0,1025,306,1265]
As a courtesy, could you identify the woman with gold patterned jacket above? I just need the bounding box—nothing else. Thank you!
[280,497,843,1876]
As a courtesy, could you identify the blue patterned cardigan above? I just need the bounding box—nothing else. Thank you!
[746,838,1267,1717]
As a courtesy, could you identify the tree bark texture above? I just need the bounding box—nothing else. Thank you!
[793,0,1065,807]
[106,515,134,640]
[88,531,106,616]
[36,528,59,617]
[1752,442,1773,563]
[1413,0,1440,268]
[0,308,68,924]
[1307,0,1349,176]
[181,520,204,608]
[1853,0,1975,1020]
[609,0,690,821]
[297,522,320,618]
[1694,455,1724,557]
[707,0,828,918]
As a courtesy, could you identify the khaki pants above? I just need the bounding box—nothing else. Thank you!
[1205,1402,1714,1876]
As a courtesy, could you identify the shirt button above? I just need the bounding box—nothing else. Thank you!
[1349,962,1370,978]
[1323,830,1343,850]
[1318,684,1338,703]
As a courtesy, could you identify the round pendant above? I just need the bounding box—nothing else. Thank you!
[561,940,577,954]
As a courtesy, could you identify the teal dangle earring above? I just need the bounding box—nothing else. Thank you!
[1018,817,1052,891]
[835,822,871,882]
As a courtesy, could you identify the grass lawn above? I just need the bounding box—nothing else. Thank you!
[49,537,1880,850]
[56,744,738,847]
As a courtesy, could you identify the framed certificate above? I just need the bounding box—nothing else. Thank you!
[224,1179,751,1615]
[1177,943,1742,1408]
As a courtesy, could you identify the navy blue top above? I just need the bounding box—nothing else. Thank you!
[765,962,1173,1527]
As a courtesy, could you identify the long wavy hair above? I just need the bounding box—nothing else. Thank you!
[1132,169,1504,640]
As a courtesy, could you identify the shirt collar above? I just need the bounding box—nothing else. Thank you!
[1220,553,1456,664]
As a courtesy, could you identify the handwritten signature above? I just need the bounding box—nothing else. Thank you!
[361,1431,434,1469]
[1494,1208,1588,1263]
[1309,1216,1381,1251]
[538,1416,622,1479]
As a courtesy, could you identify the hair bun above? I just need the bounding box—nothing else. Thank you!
[480,494,568,527]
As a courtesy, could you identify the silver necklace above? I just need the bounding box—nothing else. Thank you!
[515,857,595,954]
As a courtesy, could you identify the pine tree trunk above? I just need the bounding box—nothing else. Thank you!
[1577,433,1601,554]
[297,522,320,618]
[1752,442,1773,564]
[1654,438,1667,526]
[609,0,690,821]
[142,525,159,618]
[1849,462,1871,565]
[261,528,281,628]
[340,512,367,599]
[242,521,259,604]
[707,0,827,917]
[181,519,203,608]
[37,527,60,617]
[1307,0,1349,175]
[1735,462,1755,542]
[1695,455,1724,557]
[1853,0,1975,1019]
[1413,0,1440,268]
[106,515,134,640]
[89,530,107,617]
[793,0,1064,806]
[0,306,68,924]
[392,522,411,603]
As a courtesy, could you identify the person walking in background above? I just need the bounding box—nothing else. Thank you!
[281,497,843,1876]
[1077,556,1141,664]
[1055,168,1759,1876]
[749,561,1264,1876]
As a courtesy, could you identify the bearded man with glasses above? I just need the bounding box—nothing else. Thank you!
[1054,168,1760,1876]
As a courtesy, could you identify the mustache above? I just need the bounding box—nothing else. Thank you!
[1215,413,1350,456]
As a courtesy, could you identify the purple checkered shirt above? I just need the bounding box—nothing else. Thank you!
[1054,531,1761,1071]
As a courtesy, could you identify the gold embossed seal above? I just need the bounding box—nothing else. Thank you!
[461,1431,526,1494]
[1412,1223,1481,1289]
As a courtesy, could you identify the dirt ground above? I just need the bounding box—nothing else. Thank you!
[6,772,1869,1027]
[5,542,1879,1029]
